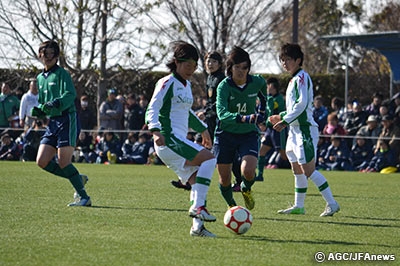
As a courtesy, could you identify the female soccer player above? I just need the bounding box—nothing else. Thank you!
[269,43,340,216]
[213,46,266,210]
[33,40,90,206]
[146,41,217,237]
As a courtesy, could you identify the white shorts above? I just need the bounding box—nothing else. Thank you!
[285,125,319,165]
[155,137,203,183]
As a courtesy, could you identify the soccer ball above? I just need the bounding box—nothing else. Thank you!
[223,206,253,235]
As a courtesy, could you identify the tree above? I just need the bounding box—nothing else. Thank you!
[141,0,288,74]
[0,0,158,128]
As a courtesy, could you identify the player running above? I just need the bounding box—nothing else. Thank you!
[269,43,340,216]
[213,46,266,210]
[32,40,90,207]
[146,41,217,237]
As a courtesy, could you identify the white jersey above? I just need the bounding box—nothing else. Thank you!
[19,90,39,120]
[146,73,206,139]
[281,69,318,128]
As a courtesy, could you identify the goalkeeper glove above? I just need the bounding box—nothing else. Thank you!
[40,99,61,114]
[31,106,47,118]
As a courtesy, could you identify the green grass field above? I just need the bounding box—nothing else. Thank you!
[1,161,399,266]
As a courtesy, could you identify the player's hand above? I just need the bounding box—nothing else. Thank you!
[42,99,60,113]
[269,115,281,125]
[240,113,264,124]
[152,131,165,146]
[273,120,287,132]
[200,130,212,149]
[31,106,47,118]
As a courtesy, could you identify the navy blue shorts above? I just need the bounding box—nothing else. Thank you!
[213,131,259,164]
[40,113,79,148]
[261,127,286,150]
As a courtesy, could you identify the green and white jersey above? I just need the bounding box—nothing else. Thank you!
[216,74,266,134]
[280,69,318,128]
[37,65,76,117]
[146,73,207,138]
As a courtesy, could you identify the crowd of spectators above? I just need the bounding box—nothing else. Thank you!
[315,92,400,173]
[1,80,400,174]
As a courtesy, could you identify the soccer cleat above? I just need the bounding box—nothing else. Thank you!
[68,197,92,207]
[241,190,255,210]
[73,174,89,202]
[189,206,216,222]
[320,202,340,217]
[278,205,305,214]
[190,226,216,238]
[170,180,191,191]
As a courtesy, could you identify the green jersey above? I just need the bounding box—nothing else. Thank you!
[216,74,266,134]
[266,92,285,127]
[36,65,76,117]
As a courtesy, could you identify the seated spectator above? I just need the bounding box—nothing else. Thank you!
[21,119,46,161]
[364,92,383,117]
[313,95,329,132]
[343,101,367,136]
[377,114,400,163]
[95,131,122,164]
[388,92,400,116]
[119,132,138,163]
[75,131,97,163]
[0,134,20,160]
[321,113,347,144]
[330,96,346,125]
[119,131,154,164]
[377,100,390,123]
[360,139,397,173]
[350,135,373,171]
[355,115,381,149]
[317,135,352,171]
[316,136,330,169]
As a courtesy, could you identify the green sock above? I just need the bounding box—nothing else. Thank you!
[241,176,255,192]
[63,164,89,199]
[257,156,266,176]
[43,160,68,178]
[219,184,236,206]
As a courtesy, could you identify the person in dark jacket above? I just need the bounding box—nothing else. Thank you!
[317,135,352,171]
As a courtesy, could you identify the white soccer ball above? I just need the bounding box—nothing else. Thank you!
[223,206,253,235]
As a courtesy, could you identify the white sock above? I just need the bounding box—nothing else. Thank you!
[309,170,336,205]
[294,174,308,208]
[192,158,216,208]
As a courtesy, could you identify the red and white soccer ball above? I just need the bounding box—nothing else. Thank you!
[223,206,253,235]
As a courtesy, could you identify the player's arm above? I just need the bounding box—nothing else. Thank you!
[146,79,169,133]
[281,77,309,124]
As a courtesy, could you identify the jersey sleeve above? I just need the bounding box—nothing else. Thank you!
[282,75,309,124]
[188,109,207,133]
[146,79,168,132]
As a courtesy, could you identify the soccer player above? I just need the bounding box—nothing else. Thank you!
[213,46,266,210]
[256,77,288,181]
[269,43,340,216]
[32,40,91,207]
[146,41,217,237]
